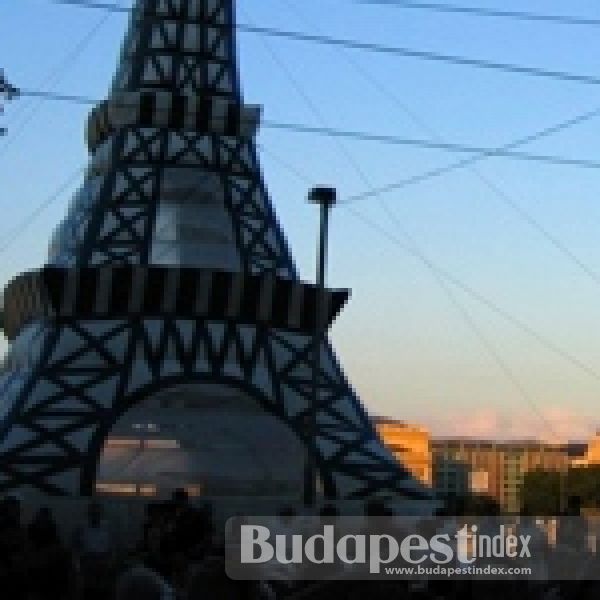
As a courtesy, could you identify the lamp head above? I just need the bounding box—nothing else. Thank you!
[308,186,337,207]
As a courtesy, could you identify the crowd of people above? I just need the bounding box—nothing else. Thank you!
[1,492,600,599]
[0,490,228,600]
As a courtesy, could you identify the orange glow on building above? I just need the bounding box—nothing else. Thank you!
[374,418,432,485]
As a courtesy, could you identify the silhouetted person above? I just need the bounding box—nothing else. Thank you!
[115,564,174,600]
[365,499,393,517]
[187,556,247,600]
[0,496,27,600]
[27,507,72,600]
[28,506,58,545]
[142,502,171,576]
[73,501,114,600]
[171,489,212,557]
[319,504,338,518]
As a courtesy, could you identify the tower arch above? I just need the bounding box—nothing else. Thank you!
[0,0,432,512]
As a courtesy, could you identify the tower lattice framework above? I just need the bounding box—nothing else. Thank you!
[0,0,429,506]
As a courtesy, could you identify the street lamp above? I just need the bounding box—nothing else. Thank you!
[304,186,336,509]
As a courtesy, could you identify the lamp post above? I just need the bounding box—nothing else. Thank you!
[304,186,336,509]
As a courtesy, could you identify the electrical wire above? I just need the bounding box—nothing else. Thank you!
[280,0,600,290]
[0,12,111,156]
[262,142,596,439]
[17,89,600,172]
[0,165,84,253]
[344,106,600,203]
[45,0,600,87]
[255,5,586,445]
[355,1,600,28]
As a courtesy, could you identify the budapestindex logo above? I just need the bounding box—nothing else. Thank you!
[225,516,552,581]
[238,523,532,574]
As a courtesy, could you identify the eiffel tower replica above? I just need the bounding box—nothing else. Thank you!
[0,0,430,510]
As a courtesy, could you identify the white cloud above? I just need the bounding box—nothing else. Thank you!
[426,406,596,443]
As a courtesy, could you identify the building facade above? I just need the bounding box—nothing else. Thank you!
[374,418,432,486]
[432,439,570,513]
[570,432,600,467]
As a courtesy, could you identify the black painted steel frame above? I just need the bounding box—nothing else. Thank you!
[0,0,429,505]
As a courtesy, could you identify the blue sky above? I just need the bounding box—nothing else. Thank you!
[2,0,600,440]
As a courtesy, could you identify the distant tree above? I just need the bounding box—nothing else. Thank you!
[568,465,600,509]
[521,470,560,515]
[522,466,600,515]
[463,493,501,516]
[438,492,500,516]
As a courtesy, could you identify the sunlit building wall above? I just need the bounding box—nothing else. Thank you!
[374,418,433,486]
[432,439,570,513]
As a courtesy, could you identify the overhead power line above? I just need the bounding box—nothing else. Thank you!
[33,0,597,446]
[21,90,97,105]
[264,138,572,444]
[356,1,600,28]
[237,24,600,87]
[43,0,600,294]
[263,121,600,171]
[7,0,600,425]
[50,0,129,12]
[278,0,571,443]
[57,0,600,29]
[0,166,84,253]
[282,0,600,297]
[46,0,600,87]
[345,106,600,203]
[18,89,600,172]
[264,141,600,388]
[0,12,110,155]
[349,208,600,384]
